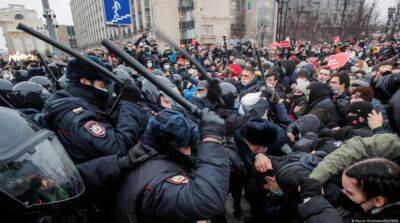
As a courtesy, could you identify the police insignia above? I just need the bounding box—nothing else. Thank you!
[84,121,106,138]
[167,175,189,185]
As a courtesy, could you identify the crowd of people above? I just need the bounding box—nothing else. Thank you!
[0,32,400,223]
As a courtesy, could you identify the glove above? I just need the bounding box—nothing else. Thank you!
[261,87,280,104]
[300,178,323,199]
[261,86,273,99]
[118,146,151,172]
[199,108,226,141]
[120,79,142,103]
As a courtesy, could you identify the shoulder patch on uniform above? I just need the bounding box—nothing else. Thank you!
[84,121,106,138]
[166,175,189,185]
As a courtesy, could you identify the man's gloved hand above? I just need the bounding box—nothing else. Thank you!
[261,87,280,104]
[300,178,323,200]
[118,146,151,172]
[120,79,142,103]
[199,108,226,142]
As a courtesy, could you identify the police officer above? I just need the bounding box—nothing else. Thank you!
[42,56,148,164]
[11,81,50,115]
[0,78,13,107]
[109,109,230,223]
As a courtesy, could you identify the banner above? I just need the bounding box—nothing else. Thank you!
[327,52,352,70]
[279,40,291,48]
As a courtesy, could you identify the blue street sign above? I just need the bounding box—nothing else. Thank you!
[103,0,132,26]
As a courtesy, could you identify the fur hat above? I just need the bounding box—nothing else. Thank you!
[243,119,278,147]
[66,56,112,83]
[141,109,199,151]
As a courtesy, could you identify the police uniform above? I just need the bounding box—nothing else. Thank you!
[109,142,230,223]
[42,84,148,164]
[42,56,149,164]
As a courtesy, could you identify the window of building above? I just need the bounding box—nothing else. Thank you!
[179,0,194,13]
[179,20,195,30]
[67,26,75,36]
[202,25,214,35]
[14,14,24,20]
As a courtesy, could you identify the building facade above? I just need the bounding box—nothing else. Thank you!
[0,4,51,54]
[70,0,232,49]
[277,0,365,41]
[57,25,78,49]
[230,0,278,45]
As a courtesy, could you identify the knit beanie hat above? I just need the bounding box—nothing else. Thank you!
[347,101,373,119]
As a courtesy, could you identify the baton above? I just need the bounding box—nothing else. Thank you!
[33,51,58,84]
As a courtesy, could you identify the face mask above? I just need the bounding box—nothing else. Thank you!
[332,88,340,95]
[164,65,170,70]
[147,63,153,68]
[196,93,207,99]
[241,79,249,86]
[351,66,359,73]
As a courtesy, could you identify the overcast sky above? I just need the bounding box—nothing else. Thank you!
[0,0,398,51]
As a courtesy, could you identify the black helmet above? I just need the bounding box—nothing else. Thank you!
[119,66,135,76]
[48,63,62,79]
[29,76,54,93]
[113,68,132,82]
[141,75,179,106]
[14,70,29,82]
[0,79,13,107]
[57,75,71,90]
[0,107,84,213]
[0,79,13,96]
[10,81,50,111]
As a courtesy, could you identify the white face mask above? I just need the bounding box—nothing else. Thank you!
[147,63,153,68]
[351,66,359,73]
[196,93,207,99]
[241,79,250,86]
[164,64,170,70]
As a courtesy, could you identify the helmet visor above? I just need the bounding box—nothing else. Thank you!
[0,135,84,207]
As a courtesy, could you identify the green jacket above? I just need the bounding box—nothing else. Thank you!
[310,133,400,183]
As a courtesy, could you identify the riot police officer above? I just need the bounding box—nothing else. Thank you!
[42,56,148,164]
[0,107,150,222]
[0,79,13,107]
